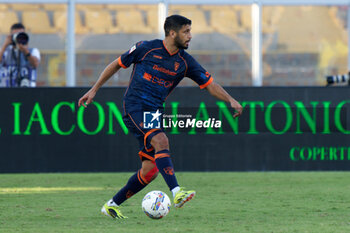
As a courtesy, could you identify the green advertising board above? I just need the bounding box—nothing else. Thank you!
[0,87,349,172]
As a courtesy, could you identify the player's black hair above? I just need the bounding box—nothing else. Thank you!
[164,15,191,36]
[11,23,25,31]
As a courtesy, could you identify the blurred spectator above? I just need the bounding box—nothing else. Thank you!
[0,23,40,87]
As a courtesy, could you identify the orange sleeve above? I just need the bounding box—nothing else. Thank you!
[199,77,213,89]
[117,56,127,69]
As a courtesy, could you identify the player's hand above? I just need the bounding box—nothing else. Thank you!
[78,90,96,108]
[230,99,243,118]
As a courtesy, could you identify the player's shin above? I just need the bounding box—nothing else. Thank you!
[112,169,149,205]
[154,149,179,191]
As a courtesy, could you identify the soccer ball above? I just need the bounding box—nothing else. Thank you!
[142,190,171,219]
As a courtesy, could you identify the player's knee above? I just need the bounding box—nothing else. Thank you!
[141,163,159,183]
[151,133,169,151]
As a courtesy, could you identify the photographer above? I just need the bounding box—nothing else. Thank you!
[326,72,350,86]
[0,23,40,87]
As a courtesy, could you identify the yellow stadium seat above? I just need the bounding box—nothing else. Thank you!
[168,9,177,16]
[261,7,276,34]
[0,4,8,11]
[240,6,251,32]
[42,4,67,11]
[0,12,18,33]
[76,4,105,11]
[54,11,89,34]
[211,10,245,34]
[201,5,232,11]
[137,4,158,11]
[147,10,160,33]
[178,10,213,33]
[10,4,41,11]
[85,10,119,34]
[275,6,339,52]
[328,6,344,29]
[22,11,56,34]
[269,6,284,25]
[232,5,243,11]
[116,10,153,34]
[106,4,136,10]
[169,5,198,11]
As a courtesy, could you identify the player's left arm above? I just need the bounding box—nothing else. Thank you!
[205,81,243,118]
[184,53,243,118]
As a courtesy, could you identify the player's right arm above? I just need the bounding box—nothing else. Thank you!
[78,58,122,108]
[78,41,146,108]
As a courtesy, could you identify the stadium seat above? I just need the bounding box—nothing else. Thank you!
[261,7,278,34]
[169,5,198,11]
[232,5,243,11]
[137,4,158,11]
[22,11,56,34]
[328,6,345,29]
[168,9,177,16]
[0,4,8,11]
[0,11,18,33]
[10,4,41,11]
[147,10,160,33]
[106,4,136,10]
[271,6,284,25]
[275,6,342,52]
[210,10,245,34]
[116,10,153,34]
[76,4,105,11]
[328,6,338,21]
[138,5,159,33]
[202,5,245,13]
[178,10,213,33]
[85,10,119,34]
[42,4,67,11]
[240,6,251,32]
[201,5,232,11]
[54,11,89,34]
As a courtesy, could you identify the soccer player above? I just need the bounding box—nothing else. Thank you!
[78,15,243,219]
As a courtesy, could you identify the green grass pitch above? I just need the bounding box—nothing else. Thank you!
[0,172,350,233]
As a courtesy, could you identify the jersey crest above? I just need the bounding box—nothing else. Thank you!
[174,62,180,71]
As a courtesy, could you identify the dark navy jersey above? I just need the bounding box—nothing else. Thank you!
[118,39,213,114]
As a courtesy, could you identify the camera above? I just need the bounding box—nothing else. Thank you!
[326,71,350,86]
[12,32,29,45]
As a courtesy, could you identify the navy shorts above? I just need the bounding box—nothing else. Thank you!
[123,111,164,161]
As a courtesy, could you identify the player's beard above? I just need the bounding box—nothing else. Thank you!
[174,35,189,50]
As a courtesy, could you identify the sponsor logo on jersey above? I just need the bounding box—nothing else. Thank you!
[153,65,177,76]
[143,72,174,88]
